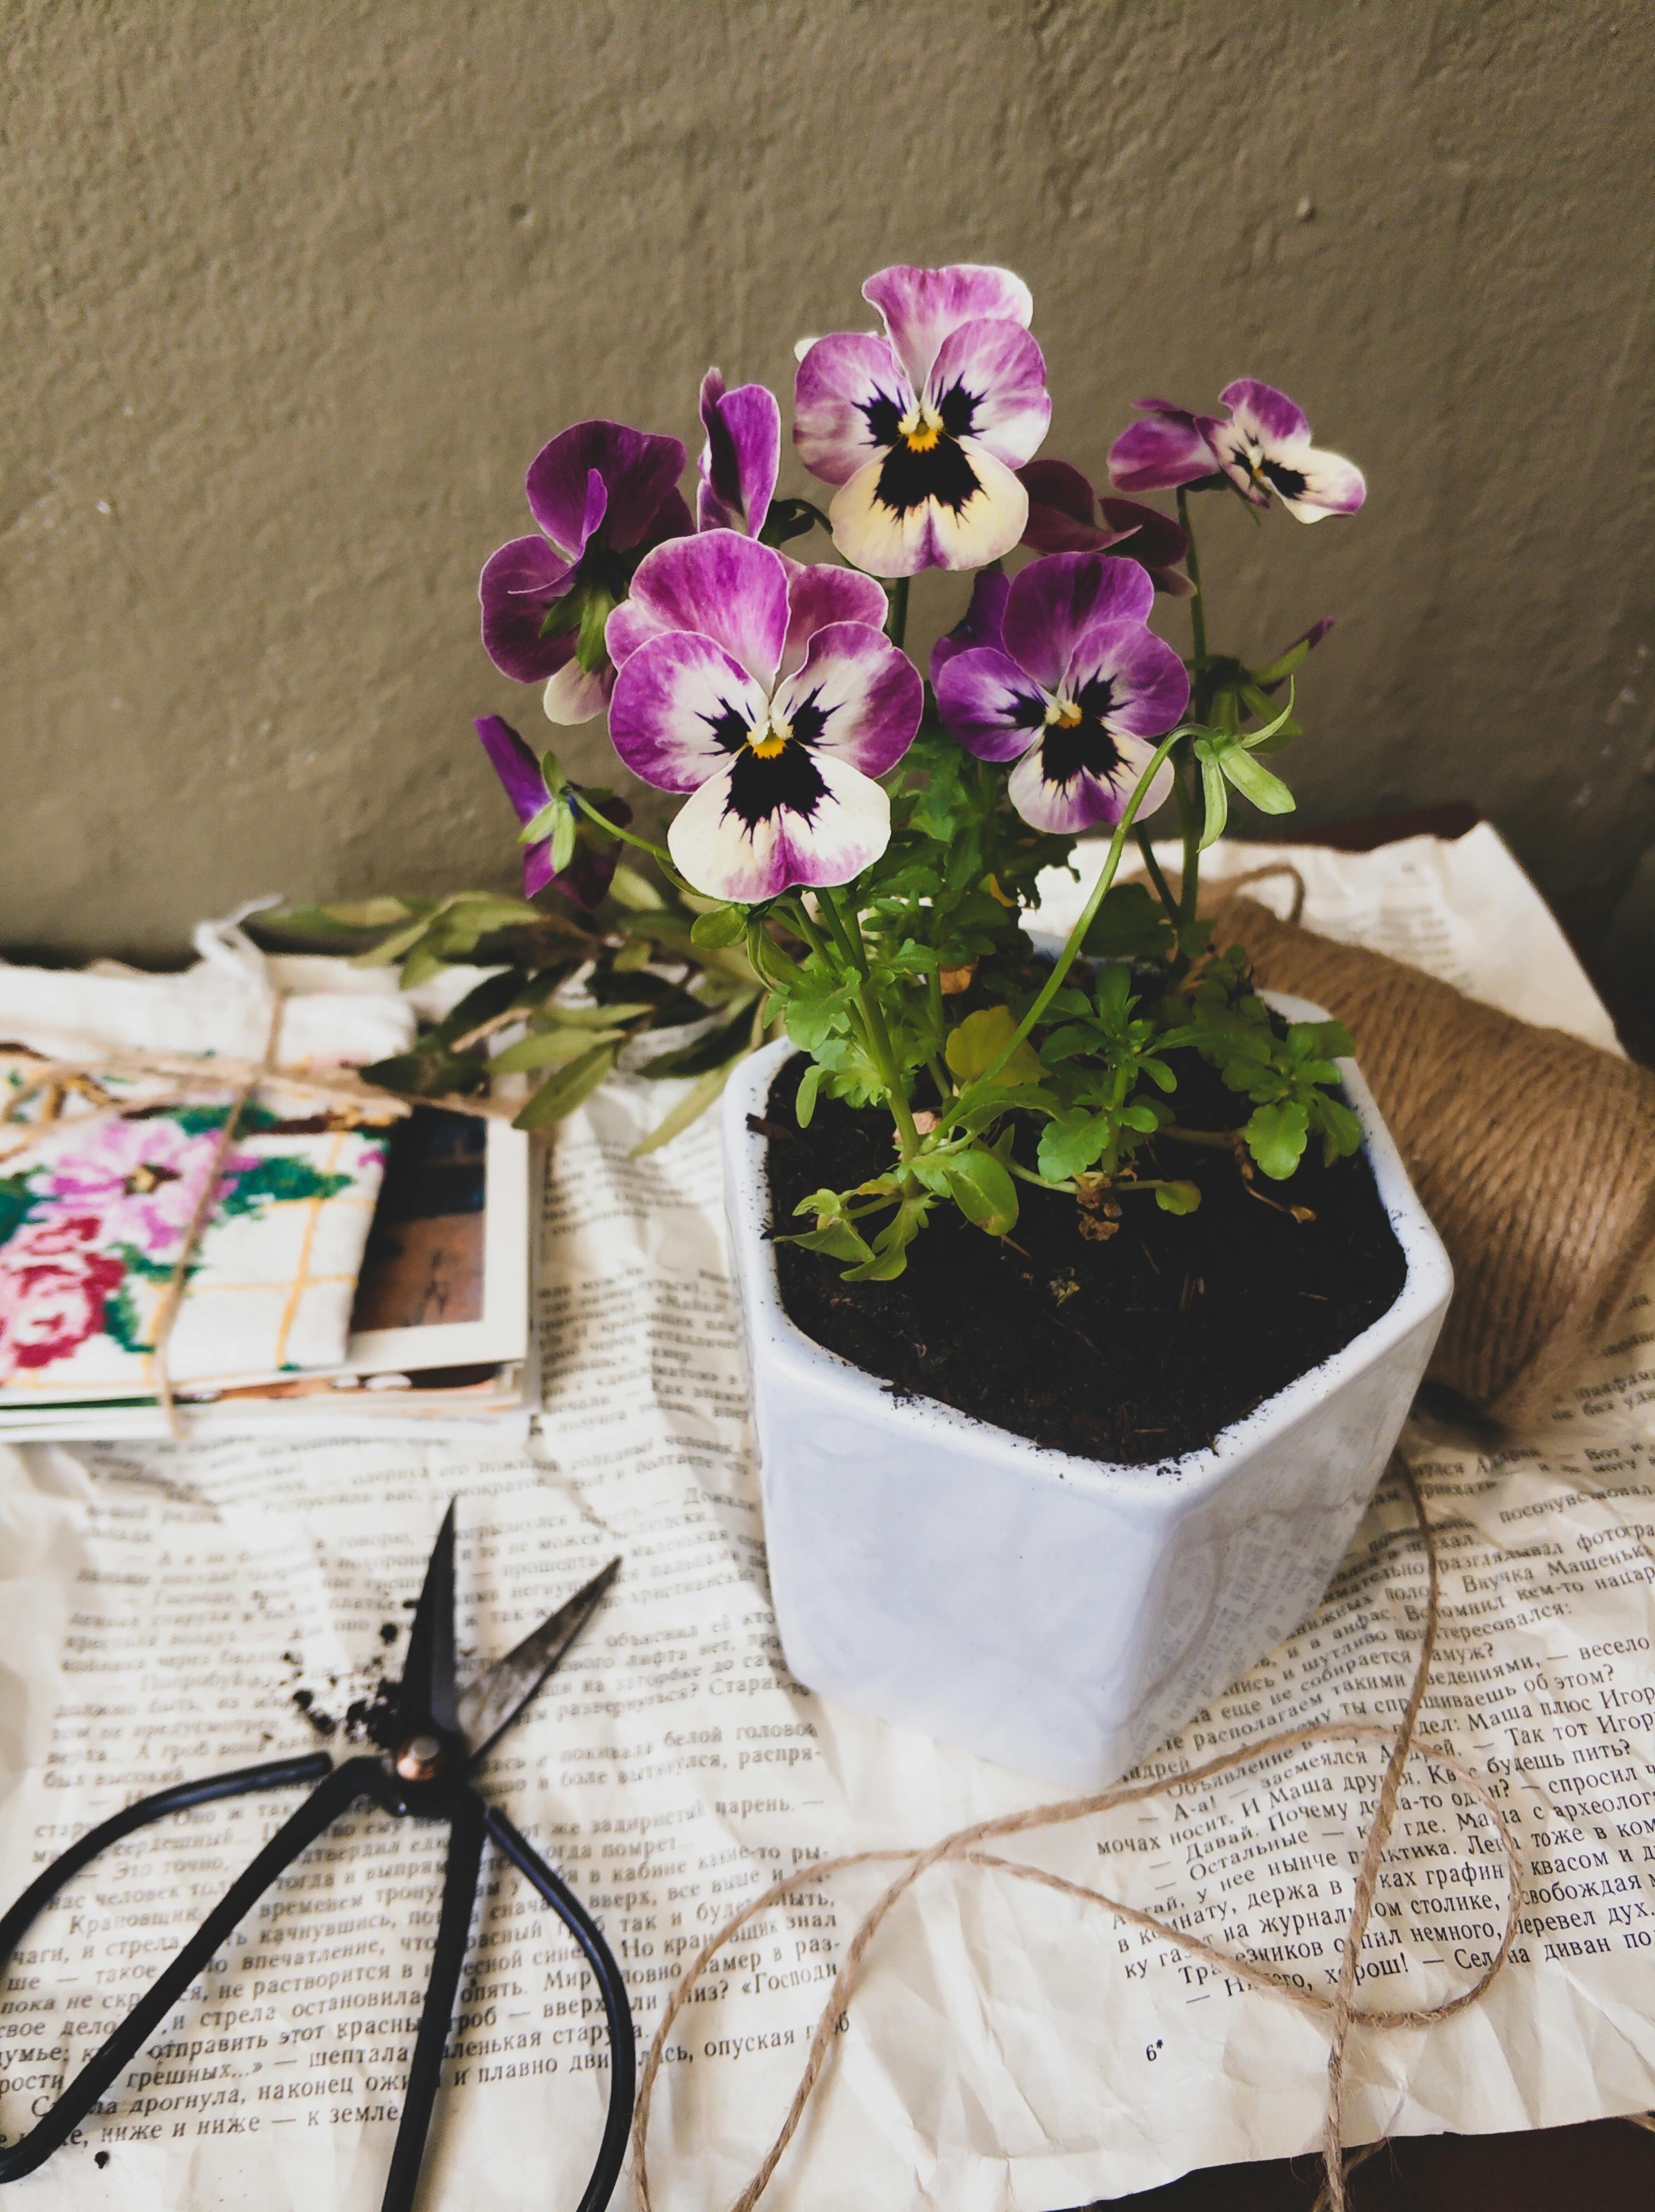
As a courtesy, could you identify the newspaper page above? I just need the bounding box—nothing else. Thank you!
[2,827,1653,2210]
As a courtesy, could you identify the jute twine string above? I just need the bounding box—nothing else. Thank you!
[633,1464,1524,2212]
[144,993,289,1439]
[1202,877,1655,1426]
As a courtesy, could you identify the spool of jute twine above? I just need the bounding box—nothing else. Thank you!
[1205,870,1655,1427]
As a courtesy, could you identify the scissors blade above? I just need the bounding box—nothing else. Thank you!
[455,1556,621,1767]
[392,1499,460,1743]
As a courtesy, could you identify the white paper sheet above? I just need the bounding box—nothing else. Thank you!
[2,830,1653,2211]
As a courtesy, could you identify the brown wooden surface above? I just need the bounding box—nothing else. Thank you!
[1075,806,1655,2206]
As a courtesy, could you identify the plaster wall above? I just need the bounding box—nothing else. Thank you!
[3,0,1652,961]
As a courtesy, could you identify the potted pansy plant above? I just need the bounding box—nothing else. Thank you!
[272,264,1450,1788]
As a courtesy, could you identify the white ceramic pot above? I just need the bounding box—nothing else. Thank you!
[722,998,1453,1791]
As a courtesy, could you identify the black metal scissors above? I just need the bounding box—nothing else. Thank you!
[0,1503,633,2212]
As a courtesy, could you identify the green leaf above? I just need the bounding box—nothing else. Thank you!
[1037,1109,1111,1183]
[513,1043,620,1129]
[690,904,748,949]
[795,1060,823,1129]
[631,1050,746,1155]
[843,1197,930,1281]
[519,798,562,845]
[783,1220,875,1263]
[360,1047,487,1099]
[356,910,444,967]
[945,1005,1041,1086]
[491,1026,624,1074]
[607,864,664,912]
[1218,743,1296,816]
[549,804,578,877]
[1154,1180,1201,1215]
[544,999,656,1028]
[933,1147,1018,1236]
[1198,745,1229,849]
[1245,1100,1309,1181]
[1081,881,1175,963]
[1238,675,1297,751]
[1314,1094,1363,1163]
[575,584,617,674]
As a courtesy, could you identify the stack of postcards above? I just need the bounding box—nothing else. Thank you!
[0,916,532,1441]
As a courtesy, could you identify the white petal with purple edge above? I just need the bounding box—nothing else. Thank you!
[793,333,912,487]
[1219,379,1311,447]
[1062,618,1190,738]
[1002,552,1156,690]
[829,440,1028,577]
[863,264,1033,391]
[772,621,922,778]
[542,656,613,726]
[607,630,767,793]
[776,558,890,674]
[933,646,1045,764]
[667,751,891,903]
[1006,731,1174,836]
[926,319,1050,470]
[623,531,789,684]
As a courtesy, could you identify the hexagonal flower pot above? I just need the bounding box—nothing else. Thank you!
[721,999,1453,1791]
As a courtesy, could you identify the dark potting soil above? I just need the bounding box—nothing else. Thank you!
[764,1052,1408,1468]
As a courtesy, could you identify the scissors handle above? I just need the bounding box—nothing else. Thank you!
[0,1751,360,2183]
[485,1804,634,2212]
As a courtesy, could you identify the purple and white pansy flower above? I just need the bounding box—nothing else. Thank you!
[793,263,1051,576]
[1108,382,1365,523]
[479,419,691,723]
[605,533,922,903]
[932,552,1190,836]
[696,370,780,537]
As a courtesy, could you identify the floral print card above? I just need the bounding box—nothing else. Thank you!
[0,1098,393,1396]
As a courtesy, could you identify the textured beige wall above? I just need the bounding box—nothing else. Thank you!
[3,0,1652,962]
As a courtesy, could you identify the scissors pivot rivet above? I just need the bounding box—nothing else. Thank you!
[395,1734,446,1783]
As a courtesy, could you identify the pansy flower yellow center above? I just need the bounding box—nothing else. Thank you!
[899,402,944,454]
[746,704,793,759]
[1044,698,1084,730]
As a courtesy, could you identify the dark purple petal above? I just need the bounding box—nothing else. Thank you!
[1017,459,1106,552]
[771,620,923,779]
[1096,498,1189,573]
[1106,402,1218,495]
[933,645,1046,764]
[926,319,1050,470]
[638,487,694,552]
[863,263,1033,391]
[1002,551,1155,691]
[475,714,549,826]
[930,568,1010,681]
[621,531,790,684]
[1063,619,1190,740]
[1218,379,1310,447]
[793,332,911,488]
[607,629,768,794]
[697,372,781,538]
[525,420,688,558]
[778,557,889,673]
[479,535,579,684]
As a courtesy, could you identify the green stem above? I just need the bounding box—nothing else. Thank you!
[927,1054,954,1102]
[933,727,1190,1142]
[814,885,921,1158]
[571,791,682,879]
[885,574,910,652]
[1158,1124,1242,1149]
[1178,485,1209,717]
[1134,829,1180,930]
